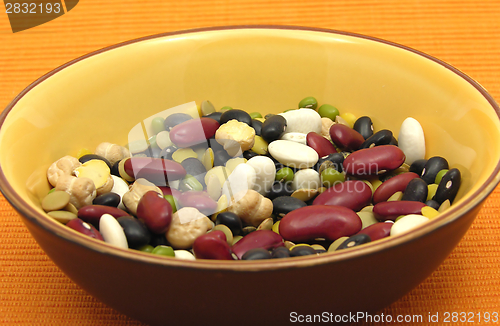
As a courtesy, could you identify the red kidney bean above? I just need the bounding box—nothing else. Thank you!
[78,205,129,227]
[123,157,187,185]
[279,205,362,242]
[192,230,233,260]
[373,201,426,221]
[136,191,172,234]
[169,117,220,148]
[177,191,217,216]
[66,218,104,240]
[306,132,337,158]
[357,222,393,241]
[372,172,420,204]
[232,230,284,259]
[329,124,365,151]
[343,145,405,176]
[312,180,372,211]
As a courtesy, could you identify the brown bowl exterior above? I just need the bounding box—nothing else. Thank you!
[1,26,500,325]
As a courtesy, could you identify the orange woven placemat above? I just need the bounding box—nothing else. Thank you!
[1,1,499,325]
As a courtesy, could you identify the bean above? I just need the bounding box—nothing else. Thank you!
[343,145,405,176]
[306,132,337,157]
[201,100,216,116]
[298,96,318,110]
[267,181,294,199]
[42,190,70,212]
[158,146,177,160]
[401,178,428,202]
[434,169,449,185]
[290,245,317,257]
[231,230,284,259]
[359,130,393,149]
[164,113,193,131]
[204,111,223,123]
[151,117,166,134]
[421,156,449,184]
[93,192,121,207]
[179,174,204,192]
[177,191,217,216]
[433,168,461,204]
[151,245,175,257]
[219,109,252,125]
[372,172,419,204]
[193,231,233,260]
[390,214,429,236]
[276,167,294,182]
[136,191,173,234]
[241,248,272,260]
[353,116,374,140]
[398,117,425,165]
[216,211,243,236]
[117,216,151,249]
[320,167,345,188]
[78,205,129,228]
[315,152,344,173]
[268,140,319,169]
[47,210,77,224]
[279,109,322,135]
[317,104,339,121]
[271,246,291,258]
[261,115,287,143]
[329,124,365,152]
[180,157,207,188]
[123,157,187,185]
[169,118,220,148]
[425,199,440,210]
[79,154,112,169]
[251,119,263,136]
[67,218,104,240]
[312,180,372,211]
[336,234,371,250]
[272,196,307,217]
[357,222,392,241]
[279,205,362,242]
[373,201,427,221]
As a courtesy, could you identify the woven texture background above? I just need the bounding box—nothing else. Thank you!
[1,1,499,325]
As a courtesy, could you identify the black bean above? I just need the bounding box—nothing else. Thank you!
[336,234,371,250]
[243,150,259,160]
[93,192,121,207]
[421,156,449,184]
[425,199,440,210]
[158,146,177,160]
[353,116,374,140]
[79,154,112,169]
[433,168,461,204]
[359,130,393,149]
[220,109,252,125]
[261,115,287,143]
[401,178,428,202]
[251,119,263,136]
[213,149,233,166]
[164,113,192,131]
[409,159,427,175]
[272,196,307,217]
[315,152,344,173]
[290,246,317,257]
[204,111,223,123]
[181,157,207,188]
[267,181,294,200]
[271,246,290,258]
[241,248,272,260]
[216,212,243,236]
[117,216,151,249]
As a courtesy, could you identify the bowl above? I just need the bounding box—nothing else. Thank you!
[1,26,500,325]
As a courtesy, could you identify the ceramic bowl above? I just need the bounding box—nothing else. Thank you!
[1,26,499,325]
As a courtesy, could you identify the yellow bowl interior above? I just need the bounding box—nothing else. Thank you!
[1,28,500,234]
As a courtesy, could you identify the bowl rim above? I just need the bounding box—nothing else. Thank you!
[1,25,500,271]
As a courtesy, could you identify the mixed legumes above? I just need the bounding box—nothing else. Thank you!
[41,98,461,260]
